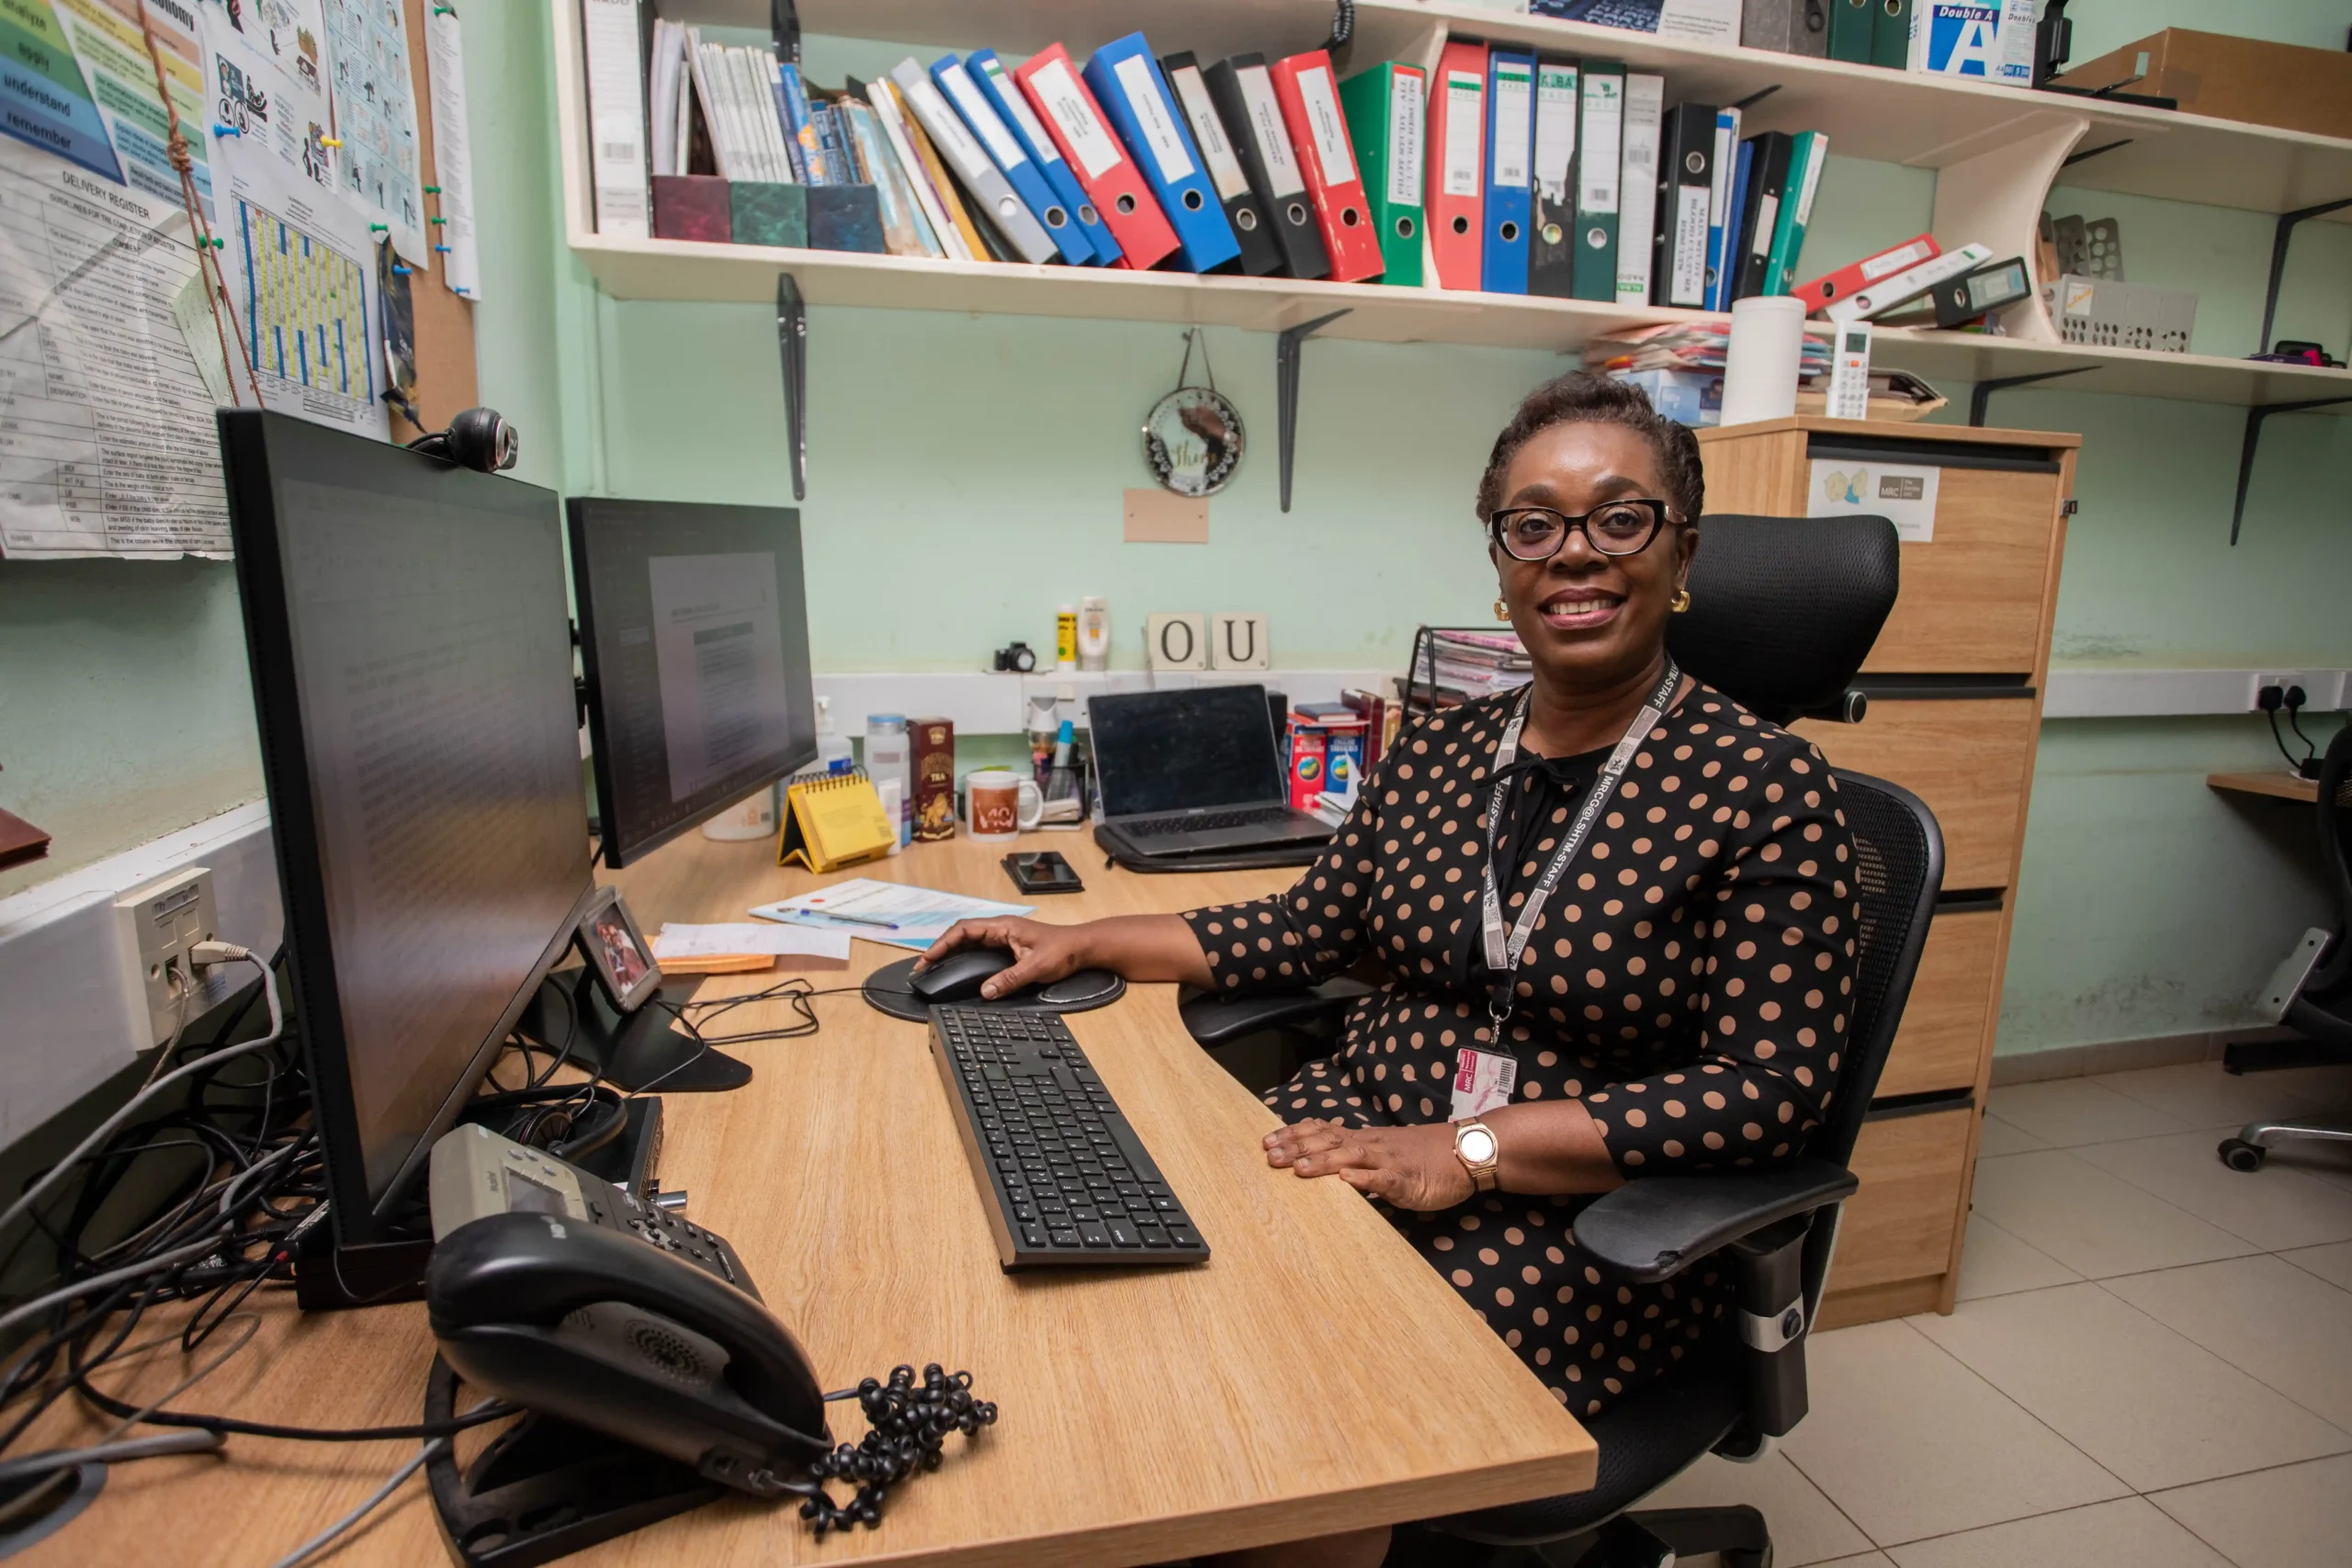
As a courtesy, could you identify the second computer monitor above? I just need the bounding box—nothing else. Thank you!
[569,498,818,867]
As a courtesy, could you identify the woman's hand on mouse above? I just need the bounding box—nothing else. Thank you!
[918,917,1090,999]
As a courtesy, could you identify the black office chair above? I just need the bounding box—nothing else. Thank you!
[2220,720,2352,1174]
[1181,516,1945,1568]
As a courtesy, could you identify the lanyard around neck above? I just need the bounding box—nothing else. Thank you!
[1478,660,1682,1036]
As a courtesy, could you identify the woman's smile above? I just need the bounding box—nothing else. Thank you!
[1534,586,1624,630]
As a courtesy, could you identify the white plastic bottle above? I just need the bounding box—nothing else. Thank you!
[796,695,855,777]
[865,715,912,847]
[1078,595,1109,672]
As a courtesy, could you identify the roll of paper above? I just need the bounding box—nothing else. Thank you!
[1721,296,1807,426]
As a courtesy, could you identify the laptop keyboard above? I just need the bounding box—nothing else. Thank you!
[1123,805,1301,839]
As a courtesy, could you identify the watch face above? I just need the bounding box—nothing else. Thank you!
[1458,1126,1498,1165]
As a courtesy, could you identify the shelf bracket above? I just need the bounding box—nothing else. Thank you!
[1277,309,1350,513]
[775,273,807,502]
[2232,396,2352,544]
[1968,367,2093,427]
[768,0,799,63]
[2257,197,2352,356]
[2059,138,2132,168]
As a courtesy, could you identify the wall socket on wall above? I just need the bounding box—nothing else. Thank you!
[113,867,218,1048]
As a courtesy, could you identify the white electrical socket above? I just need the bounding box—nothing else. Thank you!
[2249,671,2350,713]
[114,867,218,1048]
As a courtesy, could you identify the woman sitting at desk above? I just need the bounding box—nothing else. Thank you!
[921,374,1860,1568]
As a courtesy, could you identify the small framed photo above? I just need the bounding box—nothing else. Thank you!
[578,886,662,1014]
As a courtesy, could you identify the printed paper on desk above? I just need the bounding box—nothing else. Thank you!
[1808,458,1939,542]
[654,923,854,961]
[752,878,1035,952]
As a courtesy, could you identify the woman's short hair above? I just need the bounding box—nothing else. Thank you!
[1474,371,1705,525]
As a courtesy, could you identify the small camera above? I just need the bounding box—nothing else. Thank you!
[991,641,1037,674]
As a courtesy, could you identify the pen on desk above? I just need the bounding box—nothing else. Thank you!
[819,909,902,930]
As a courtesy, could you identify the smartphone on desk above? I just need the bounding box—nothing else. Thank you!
[1003,851,1083,895]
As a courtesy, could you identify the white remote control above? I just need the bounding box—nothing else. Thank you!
[1826,322,1874,421]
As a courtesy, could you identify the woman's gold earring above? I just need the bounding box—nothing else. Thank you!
[1670,588,1692,614]
[1494,597,1510,622]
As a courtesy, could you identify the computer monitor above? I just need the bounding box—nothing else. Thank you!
[220,410,594,1249]
[567,498,818,867]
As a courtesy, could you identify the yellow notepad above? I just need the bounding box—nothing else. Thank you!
[777,770,896,873]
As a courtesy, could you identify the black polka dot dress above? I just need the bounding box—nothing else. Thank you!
[1182,683,1860,1418]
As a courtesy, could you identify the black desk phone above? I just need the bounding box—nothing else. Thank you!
[425,1124,831,1496]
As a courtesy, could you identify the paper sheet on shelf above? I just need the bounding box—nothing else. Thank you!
[652,922,853,961]
[0,141,231,559]
[420,5,480,297]
[751,878,1035,953]
[320,0,426,263]
[198,1,386,440]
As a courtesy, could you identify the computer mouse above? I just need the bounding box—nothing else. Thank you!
[910,945,1018,1004]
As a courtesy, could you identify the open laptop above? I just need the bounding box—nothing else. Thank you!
[1091,685,1334,858]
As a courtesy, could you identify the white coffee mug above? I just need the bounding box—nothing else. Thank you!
[966,769,1044,840]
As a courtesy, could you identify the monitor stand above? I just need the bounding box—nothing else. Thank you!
[529,965,751,1094]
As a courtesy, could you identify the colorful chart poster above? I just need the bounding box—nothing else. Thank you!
[198,0,383,438]
[10,0,215,218]
[319,0,424,262]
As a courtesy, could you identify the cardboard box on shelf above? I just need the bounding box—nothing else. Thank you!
[2052,28,2352,141]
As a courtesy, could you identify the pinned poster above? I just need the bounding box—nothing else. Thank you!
[321,0,427,263]
[422,2,481,296]
[198,0,387,439]
[1,0,213,211]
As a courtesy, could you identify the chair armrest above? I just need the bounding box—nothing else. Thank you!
[1575,1161,1859,1284]
[1177,980,1373,1048]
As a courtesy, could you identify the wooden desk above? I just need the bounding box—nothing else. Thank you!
[2210,770,2351,807]
[25,831,1595,1566]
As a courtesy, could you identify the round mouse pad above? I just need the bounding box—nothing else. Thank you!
[860,956,1126,1023]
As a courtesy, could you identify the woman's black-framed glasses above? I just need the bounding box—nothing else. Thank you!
[1488,499,1685,561]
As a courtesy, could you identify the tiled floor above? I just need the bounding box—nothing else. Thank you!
[1644,1059,2352,1567]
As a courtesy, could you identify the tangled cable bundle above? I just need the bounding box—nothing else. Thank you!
[800,1364,997,1535]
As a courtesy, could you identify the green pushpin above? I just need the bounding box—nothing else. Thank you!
[424,184,442,194]
[429,215,447,224]
[369,222,388,232]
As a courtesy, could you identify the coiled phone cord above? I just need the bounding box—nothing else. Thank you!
[799,1363,998,1536]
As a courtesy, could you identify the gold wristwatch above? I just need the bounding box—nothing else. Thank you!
[1453,1119,1500,1193]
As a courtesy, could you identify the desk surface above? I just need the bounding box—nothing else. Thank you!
[2208,770,2350,806]
[27,831,1595,1566]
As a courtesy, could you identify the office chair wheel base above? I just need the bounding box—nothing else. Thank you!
[2218,1137,2267,1172]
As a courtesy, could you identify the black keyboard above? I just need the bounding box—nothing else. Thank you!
[928,1007,1208,1269]
[1122,805,1302,839]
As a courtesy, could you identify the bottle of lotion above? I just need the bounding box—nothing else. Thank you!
[1077,595,1109,672]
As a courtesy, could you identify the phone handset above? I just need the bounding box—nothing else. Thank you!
[427,1212,831,1494]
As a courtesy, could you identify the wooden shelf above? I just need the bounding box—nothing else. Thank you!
[572,2,2352,410]
[572,231,2352,410]
[658,0,2352,220]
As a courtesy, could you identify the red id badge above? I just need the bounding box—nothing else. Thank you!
[1451,1046,1518,1120]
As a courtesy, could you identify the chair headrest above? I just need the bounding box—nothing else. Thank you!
[1665,513,1901,725]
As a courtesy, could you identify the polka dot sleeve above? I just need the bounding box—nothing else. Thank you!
[1179,765,1386,994]
[1579,737,1859,1178]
